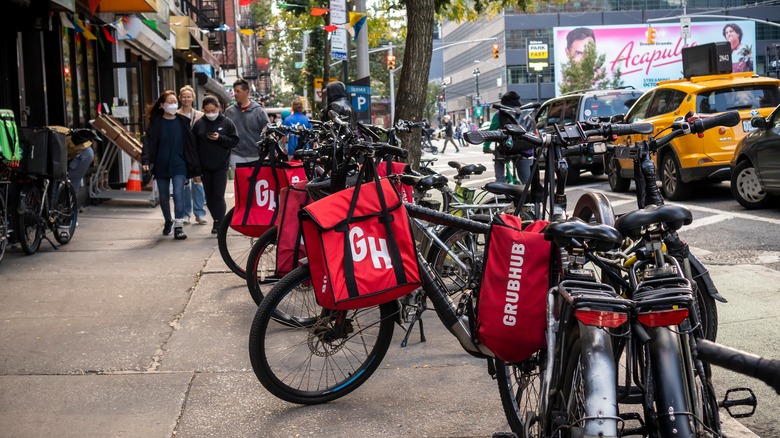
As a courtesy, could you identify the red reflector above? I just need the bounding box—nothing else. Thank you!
[611,134,618,141]
[697,133,704,138]
[575,309,628,328]
[638,308,689,327]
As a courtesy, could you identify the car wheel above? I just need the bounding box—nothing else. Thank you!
[660,151,691,200]
[607,153,631,192]
[730,160,776,209]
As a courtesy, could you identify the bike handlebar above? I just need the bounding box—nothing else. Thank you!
[697,339,780,394]
[610,123,655,136]
[464,130,507,144]
[690,111,741,134]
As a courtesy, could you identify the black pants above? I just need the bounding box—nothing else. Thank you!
[201,167,229,222]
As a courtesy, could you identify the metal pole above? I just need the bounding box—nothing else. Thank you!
[536,72,541,103]
[389,42,395,123]
[302,32,309,111]
[355,0,369,79]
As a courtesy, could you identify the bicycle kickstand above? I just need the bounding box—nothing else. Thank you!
[400,305,427,347]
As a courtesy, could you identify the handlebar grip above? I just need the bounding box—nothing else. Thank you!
[692,111,741,133]
[293,149,319,159]
[379,144,408,159]
[611,123,654,136]
[697,339,780,395]
[405,203,491,235]
[464,130,507,145]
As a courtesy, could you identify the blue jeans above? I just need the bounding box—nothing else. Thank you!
[494,157,532,185]
[183,179,206,217]
[67,147,94,193]
[157,174,186,224]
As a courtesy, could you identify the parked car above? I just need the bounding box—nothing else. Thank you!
[535,87,644,184]
[730,104,780,209]
[609,72,780,200]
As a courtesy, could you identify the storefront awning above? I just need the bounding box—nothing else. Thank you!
[98,0,157,13]
[117,15,171,62]
[195,72,231,105]
[170,16,219,68]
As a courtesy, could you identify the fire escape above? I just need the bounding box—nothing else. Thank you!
[237,16,259,80]
[180,0,235,70]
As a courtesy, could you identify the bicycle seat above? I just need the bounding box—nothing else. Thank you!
[400,175,422,186]
[420,157,438,164]
[448,161,486,175]
[483,182,524,202]
[614,204,692,240]
[420,174,448,190]
[448,161,467,170]
[544,217,623,252]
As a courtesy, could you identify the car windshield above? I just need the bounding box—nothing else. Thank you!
[582,92,643,119]
[696,85,780,113]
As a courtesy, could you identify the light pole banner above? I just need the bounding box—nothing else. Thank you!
[330,0,348,60]
[553,21,756,96]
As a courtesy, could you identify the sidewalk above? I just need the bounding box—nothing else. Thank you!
[0,196,770,437]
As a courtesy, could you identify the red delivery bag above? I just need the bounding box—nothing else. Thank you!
[274,180,310,275]
[231,157,306,237]
[376,160,413,204]
[476,215,551,363]
[300,174,421,310]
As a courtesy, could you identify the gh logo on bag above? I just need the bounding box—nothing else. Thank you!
[349,226,392,269]
[255,180,276,210]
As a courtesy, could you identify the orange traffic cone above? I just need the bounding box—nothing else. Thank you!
[127,161,142,191]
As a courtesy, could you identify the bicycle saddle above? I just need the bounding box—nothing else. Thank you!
[614,204,693,240]
[447,161,486,175]
[483,182,525,202]
[420,157,438,164]
[544,217,623,252]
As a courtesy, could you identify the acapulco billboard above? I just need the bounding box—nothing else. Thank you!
[553,21,756,96]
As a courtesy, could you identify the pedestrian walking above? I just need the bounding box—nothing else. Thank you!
[192,96,240,234]
[224,79,270,170]
[177,85,207,225]
[282,97,312,158]
[482,91,533,184]
[440,115,459,153]
[141,90,200,240]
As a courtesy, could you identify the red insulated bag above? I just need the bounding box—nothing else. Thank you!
[476,215,551,363]
[376,160,413,204]
[231,156,306,237]
[274,180,310,275]
[300,169,421,310]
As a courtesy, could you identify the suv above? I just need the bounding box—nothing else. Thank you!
[535,88,644,184]
[609,72,780,200]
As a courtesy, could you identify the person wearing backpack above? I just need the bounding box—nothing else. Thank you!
[482,91,533,184]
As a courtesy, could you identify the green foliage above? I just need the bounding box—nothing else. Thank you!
[558,41,624,94]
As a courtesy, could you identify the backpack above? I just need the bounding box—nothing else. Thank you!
[0,109,21,167]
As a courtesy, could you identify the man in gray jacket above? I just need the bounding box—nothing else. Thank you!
[224,79,270,168]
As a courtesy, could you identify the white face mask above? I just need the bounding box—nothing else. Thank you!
[204,112,219,121]
[163,103,178,115]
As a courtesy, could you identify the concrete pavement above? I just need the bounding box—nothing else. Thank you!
[0,172,776,436]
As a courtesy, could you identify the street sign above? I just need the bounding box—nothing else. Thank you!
[346,85,371,94]
[294,61,304,69]
[681,17,691,39]
[313,77,339,102]
[352,95,370,112]
[529,61,549,71]
[528,41,548,60]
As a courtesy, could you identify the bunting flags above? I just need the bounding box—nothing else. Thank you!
[349,12,366,41]
[88,0,101,15]
[60,12,75,29]
[310,7,329,16]
[75,18,97,40]
[102,26,117,44]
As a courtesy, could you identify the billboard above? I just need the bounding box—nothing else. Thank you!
[553,21,756,95]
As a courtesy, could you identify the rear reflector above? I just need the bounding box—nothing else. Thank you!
[638,308,689,327]
[575,309,628,328]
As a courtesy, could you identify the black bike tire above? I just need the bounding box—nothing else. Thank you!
[495,355,543,437]
[248,264,396,405]
[426,225,485,301]
[217,207,253,279]
[52,180,77,245]
[16,183,42,255]
[245,226,280,306]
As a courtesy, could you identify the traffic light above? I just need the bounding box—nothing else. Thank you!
[387,53,396,71]
[647,27,657,44]
[492,43,499,59]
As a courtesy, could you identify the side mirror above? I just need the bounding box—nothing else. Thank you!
[750,117,768,130]
[610,114,625,123]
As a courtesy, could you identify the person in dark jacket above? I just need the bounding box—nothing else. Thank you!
[440,115,459,153]
[321,81,356,129]
[482,91,533,184]
[192,95,240,234]
[142,90,201,240]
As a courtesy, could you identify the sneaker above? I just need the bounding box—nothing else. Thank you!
[183,216,191,225]
[211,220,220,235]
[174,227,187,240]
[163,220,173,236]
[195,215,208,225]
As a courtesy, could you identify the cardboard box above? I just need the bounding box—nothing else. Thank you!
[91,115,143,162]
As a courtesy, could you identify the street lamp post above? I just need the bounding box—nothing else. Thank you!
[472,68,481,103]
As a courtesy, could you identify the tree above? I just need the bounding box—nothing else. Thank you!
[558,41,624,94]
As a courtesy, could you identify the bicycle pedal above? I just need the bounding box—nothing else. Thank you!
[721,387,757,418]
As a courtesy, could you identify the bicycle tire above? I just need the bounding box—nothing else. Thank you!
[426,225,485,302]
[16,183,42,255]
[495,355,543,438]
[0,192,7,263]
[245,226,280,305]
[52,180,77,245]
[217,207,255,279]
[248,264,396,405]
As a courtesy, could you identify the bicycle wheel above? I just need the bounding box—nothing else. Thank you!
[217,207,256,279]
[52,181,77,245]
[246,226,280,306]
[16,183,42,255]
[495,355,543,438]
[0,191,7,263]
[426,225,485,302]
[249,265,396,405]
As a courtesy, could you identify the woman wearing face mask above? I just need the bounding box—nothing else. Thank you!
[177,85,207,225]
[141,90,200,240]
[191,95,239,234]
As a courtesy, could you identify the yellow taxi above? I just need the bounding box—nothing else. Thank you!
[608,72,780,200]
